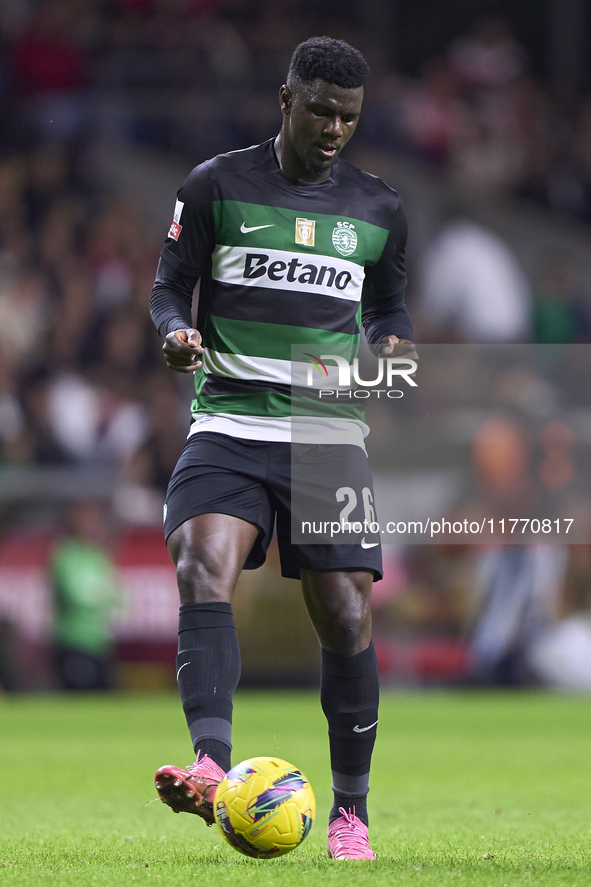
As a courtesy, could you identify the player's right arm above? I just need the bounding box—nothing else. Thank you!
[150,258,203,372]
[149,161,215,373]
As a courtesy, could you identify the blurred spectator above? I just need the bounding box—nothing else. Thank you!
[418,214,531,342]
[545,155,591,222]
[112,373,187,524]
[0,158,32,268]
[467,545,567,685]
[84,201,143,313]
[202,19,254,90]
[19,370,74,465]
[22,142,72,232]
[0,617,18,691]
[450,92,526,192]
[533,258,591,344]
[50,499,123,690]
[45,369,102,462]
[0,268,50,371]
[516,547,591,689]
[471,416,535,515]
[44,367,149,466]
[448,16,525,93]
[527,614,591,689]
[10,0,92,143]
[401,58,464,167]
[0,356,27,465]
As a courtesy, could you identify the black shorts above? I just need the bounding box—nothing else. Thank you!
[164,432,382,581]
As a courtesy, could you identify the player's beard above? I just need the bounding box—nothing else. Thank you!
[306,159,329,176]
[299,146,334,178]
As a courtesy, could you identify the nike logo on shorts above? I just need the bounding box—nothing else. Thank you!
[360,538,379,549]
[240,222,274,233]
[353,720,378,733]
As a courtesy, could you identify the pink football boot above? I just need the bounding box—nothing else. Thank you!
[154,751,226,825]
[327,807,376,860]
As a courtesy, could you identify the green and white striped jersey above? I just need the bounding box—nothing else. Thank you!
[160,139,408,447]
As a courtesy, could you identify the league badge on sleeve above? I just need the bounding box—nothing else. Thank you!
[168,199,184,241]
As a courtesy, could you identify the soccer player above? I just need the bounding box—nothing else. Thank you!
[150,36,413,860]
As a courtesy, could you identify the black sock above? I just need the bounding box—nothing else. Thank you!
[332,793,368,826]
[176,602,241,773]
[321,642,379,827]
[196,739,231,772]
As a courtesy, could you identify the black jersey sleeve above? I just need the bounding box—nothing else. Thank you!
[362,197,413,350]
[149,257,198,339]
[160,161,215,277]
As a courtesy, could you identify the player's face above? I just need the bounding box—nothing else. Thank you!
[279,80,364,182]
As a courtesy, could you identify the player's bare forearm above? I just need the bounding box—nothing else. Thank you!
[162,328,203,373]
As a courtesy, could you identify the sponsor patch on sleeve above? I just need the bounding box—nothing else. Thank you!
[168,199,184,240]
[168,220,182,240]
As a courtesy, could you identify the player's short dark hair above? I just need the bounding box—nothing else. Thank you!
[287,37,369,91]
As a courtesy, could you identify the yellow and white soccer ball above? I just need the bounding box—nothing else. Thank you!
[213,756,316,858]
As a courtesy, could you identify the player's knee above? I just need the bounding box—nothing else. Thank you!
[175,548,233,603]
[318,602,371,653]
[334,607,369,641]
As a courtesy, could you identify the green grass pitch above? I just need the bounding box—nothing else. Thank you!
[1,690,591,885]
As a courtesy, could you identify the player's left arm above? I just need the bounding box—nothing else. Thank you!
[379,334,416,357]
[361,196,417,360]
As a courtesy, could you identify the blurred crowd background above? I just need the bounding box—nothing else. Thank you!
[1,0,591,692]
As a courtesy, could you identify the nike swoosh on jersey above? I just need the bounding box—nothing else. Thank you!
[360,538,379,549]
[240,222,275,233]
[353,720,378,733]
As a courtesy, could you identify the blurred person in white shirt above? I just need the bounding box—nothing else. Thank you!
[418,213,531,343]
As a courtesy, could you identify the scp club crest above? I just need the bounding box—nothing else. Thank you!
[332,221,357,256]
